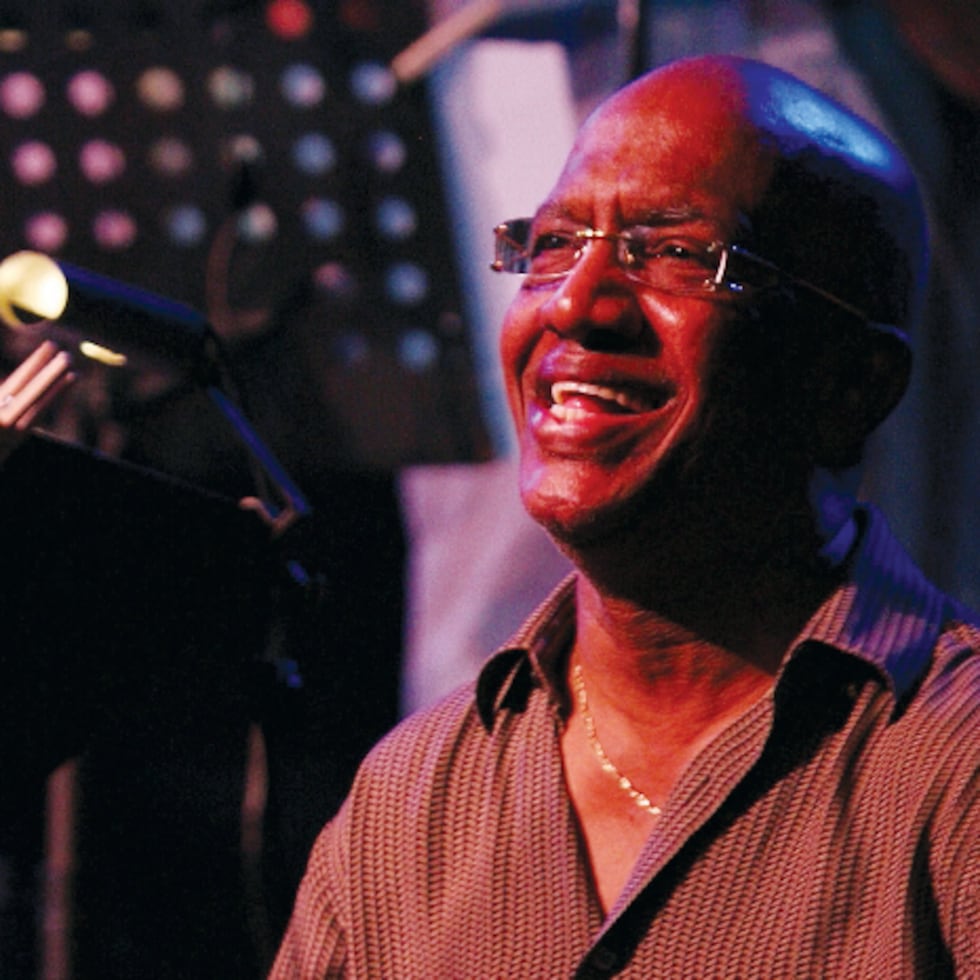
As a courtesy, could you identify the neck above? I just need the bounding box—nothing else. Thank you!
[565,471,855,713]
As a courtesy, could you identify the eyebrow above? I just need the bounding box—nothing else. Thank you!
[531,203,715,227]
[632,206,714,225]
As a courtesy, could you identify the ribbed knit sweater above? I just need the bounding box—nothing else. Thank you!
[271,505,980,978]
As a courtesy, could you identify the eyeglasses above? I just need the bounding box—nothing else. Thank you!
[491,217,870,324]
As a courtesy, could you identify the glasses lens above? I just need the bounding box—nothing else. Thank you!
[495,220,580,281]
[493,219,730,297]
[621,233,721,293]
[493,219,533,273]
[526,229,582,280]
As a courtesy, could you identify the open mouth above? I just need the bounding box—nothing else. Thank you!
[548,380,672,421]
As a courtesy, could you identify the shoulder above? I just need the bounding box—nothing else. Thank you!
[341,676,514,836]
[881,613,980,782]
[307,664,556,902]
[937,611,980,673]
[294,684,490,900]
[891,615,980,853]
[912,615,980,733]
[912,618,980,966]
[921,617,980,798]
[356,682,486,791]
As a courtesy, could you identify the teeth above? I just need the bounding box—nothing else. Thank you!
[550,380,653,414]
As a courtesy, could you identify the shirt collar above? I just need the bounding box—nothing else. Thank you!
[476,573,576,730]
[476,504,956,726]
[792,503,956,703]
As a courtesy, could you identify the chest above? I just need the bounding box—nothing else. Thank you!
[413,759,933,979]
[345,679,950,979]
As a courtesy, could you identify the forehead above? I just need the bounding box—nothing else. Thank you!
[543,72,776,226]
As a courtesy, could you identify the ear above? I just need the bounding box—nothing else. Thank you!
[811,329,912,469]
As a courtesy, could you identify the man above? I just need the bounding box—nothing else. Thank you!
[271,56,979,977]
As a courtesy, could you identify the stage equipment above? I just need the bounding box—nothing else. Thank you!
[0,0,491,468]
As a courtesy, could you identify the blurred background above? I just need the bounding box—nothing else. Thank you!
[0,0,977,975]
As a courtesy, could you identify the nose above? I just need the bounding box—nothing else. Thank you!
[539,239,645,347]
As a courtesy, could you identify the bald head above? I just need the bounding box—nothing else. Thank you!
[538,56,929,466]
[590,56,929,340]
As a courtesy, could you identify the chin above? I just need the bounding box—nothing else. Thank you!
[521,478,668,555]
[516,436,693,555]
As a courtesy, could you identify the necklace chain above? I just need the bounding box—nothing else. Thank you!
[572,664,661,816]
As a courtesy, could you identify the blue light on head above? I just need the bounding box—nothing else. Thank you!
[772,84,891,168]
[766,79,900,178]
[734,58,910,187]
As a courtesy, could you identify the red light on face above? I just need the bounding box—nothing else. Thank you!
[265,0,314,40]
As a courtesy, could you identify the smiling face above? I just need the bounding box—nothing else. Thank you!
[500,61,782,548]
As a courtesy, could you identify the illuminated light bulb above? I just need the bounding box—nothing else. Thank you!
[0,30,29,53]
[148,137,194,177]
[223,133,264,169]
[384,261,428,306]
[24,213,69,252]
[237,203,278,243]
[349,62,396,106]
[11,141,57,185]
[79,140,126,184]
[93,210,138,250]
[165,205,208,247]
[280,63,325,107]
[67,70,115,117]
[1,71,45,118]
[375,196,417,241]
[292,132,336,175]
[365,129,406,174]
[208,66,254,109]
[398,328,438,371]
[313,262,357,301]
[266,0,314,40]
[137,67,185,112]
[301,198,344,241]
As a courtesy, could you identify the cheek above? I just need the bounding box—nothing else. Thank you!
[498,298,539,413]
[640,296,728,386]
[676,330,721,393]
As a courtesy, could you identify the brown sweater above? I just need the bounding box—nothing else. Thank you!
[271,506,980,978]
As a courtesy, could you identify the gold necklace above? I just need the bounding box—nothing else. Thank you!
[572,664,661,816]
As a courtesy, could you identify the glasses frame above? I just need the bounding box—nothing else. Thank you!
[491,217,874,327]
